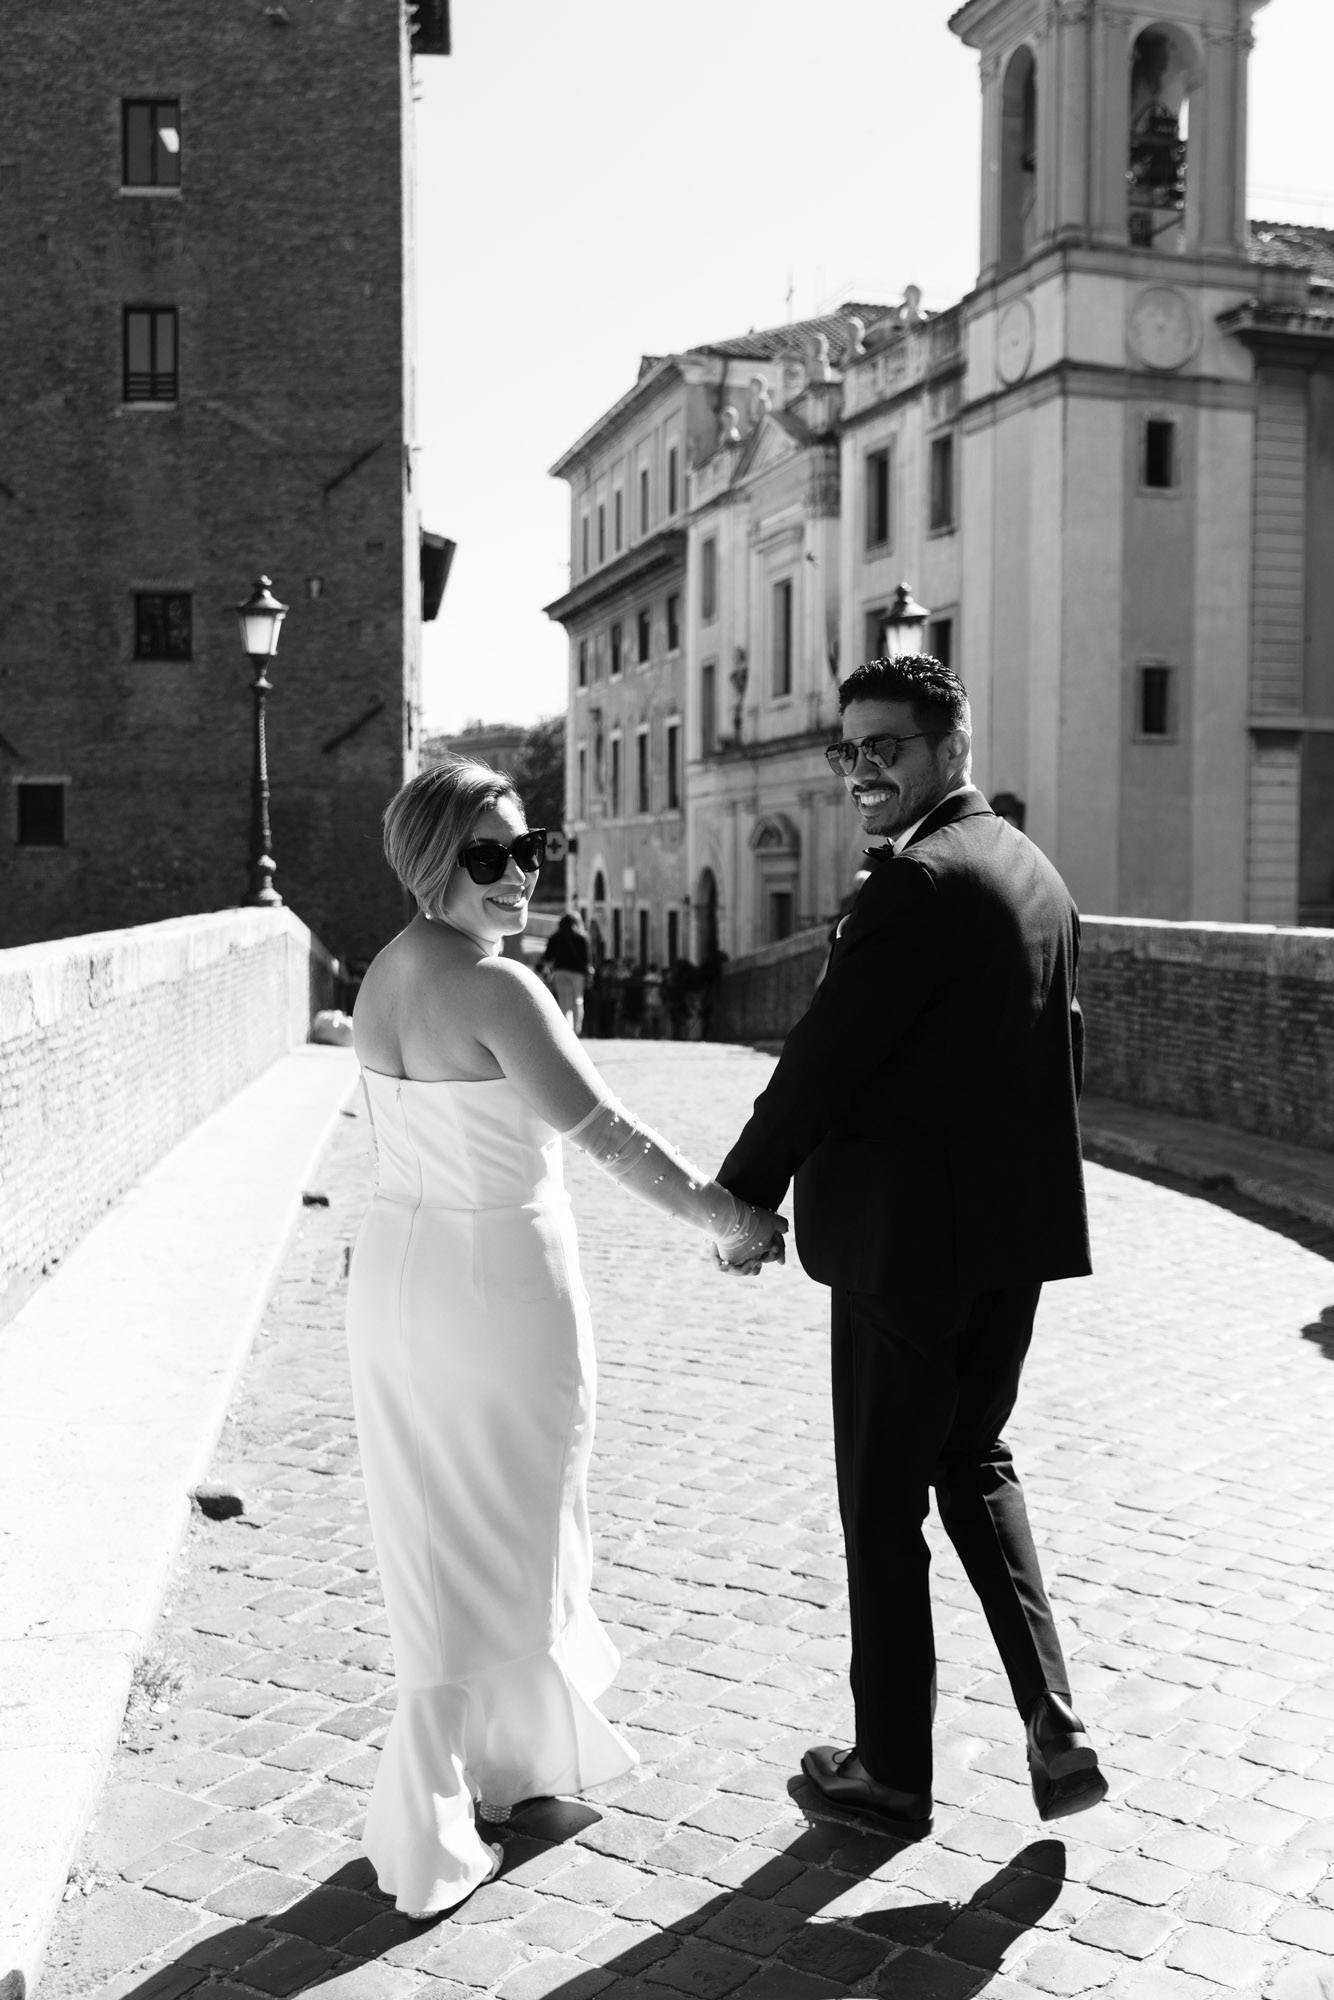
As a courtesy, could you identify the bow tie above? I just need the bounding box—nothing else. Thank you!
[864,843,896,866]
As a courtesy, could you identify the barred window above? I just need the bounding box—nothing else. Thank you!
[134,591,192,660]
[123,307,178,402]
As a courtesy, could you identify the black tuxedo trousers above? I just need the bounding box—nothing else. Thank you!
[832,1277,1071,1793]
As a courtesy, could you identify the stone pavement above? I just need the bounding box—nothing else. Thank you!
[40,1043,1334,2000]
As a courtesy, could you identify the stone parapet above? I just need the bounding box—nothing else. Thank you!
[0,908,335,1323]
[711,914,1334,1153]
[1079,916,1334,1151]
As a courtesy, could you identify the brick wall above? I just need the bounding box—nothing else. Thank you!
[712,915,1334,1153]
[711,929,828,1047]
[0,908,335,1325]
[0,2,419,966]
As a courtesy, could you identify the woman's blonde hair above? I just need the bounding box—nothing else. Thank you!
[382,759,521,920]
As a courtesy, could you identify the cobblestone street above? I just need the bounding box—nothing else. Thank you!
[41,1043,1334,2000]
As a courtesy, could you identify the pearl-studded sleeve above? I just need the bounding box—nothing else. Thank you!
[563,1097,779,1258]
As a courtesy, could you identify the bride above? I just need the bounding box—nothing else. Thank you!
[347,758,786,1916]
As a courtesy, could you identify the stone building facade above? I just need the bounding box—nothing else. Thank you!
[545,361,693,968]
[0,1,449,962]
[553,0,1334,952]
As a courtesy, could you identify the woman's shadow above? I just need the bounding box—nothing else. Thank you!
[110,1788,1067,2000]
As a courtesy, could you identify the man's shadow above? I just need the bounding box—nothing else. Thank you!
[108,1791,1067,2000]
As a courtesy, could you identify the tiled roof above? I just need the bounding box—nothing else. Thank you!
[698,302,891,365]
[1249,220,1334,286]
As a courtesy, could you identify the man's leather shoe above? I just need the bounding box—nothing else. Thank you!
[801,1746,933,1839]
[1026,1692,1108,1822]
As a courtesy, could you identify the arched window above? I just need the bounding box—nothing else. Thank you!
[592,869,607,906]
[999,45,1037,274]
[1127,25,1199,252]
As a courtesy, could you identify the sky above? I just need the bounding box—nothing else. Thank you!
[413,0,1334,737]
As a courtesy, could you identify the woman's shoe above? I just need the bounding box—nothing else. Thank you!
[401,1840,504,1920]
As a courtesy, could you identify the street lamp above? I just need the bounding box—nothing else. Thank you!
[883,581,930,658]
[234,575,288,908]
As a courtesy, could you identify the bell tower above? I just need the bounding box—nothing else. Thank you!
[949,0,1271,922]
[957,0,1260,279]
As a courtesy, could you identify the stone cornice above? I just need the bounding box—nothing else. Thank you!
[542,529,687,624]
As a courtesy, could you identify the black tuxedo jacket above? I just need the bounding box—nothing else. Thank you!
[718,789,1092,1294]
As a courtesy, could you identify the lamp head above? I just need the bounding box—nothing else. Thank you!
[235,576,289,660]
[884,580,930,658]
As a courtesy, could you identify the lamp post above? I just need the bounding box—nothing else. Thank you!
[883,581,930,658]
[234,575,288,908]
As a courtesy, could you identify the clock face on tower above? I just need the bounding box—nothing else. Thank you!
[996,298,1035,385]
[1128,286,1200,372]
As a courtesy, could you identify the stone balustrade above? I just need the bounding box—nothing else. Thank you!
[0,909,335,1325]
[710,915,1334,1152]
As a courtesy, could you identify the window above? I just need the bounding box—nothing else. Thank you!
[612,907,623,959]
[637,908,650,965]
[609,622,623,678]
[666,721,680,809]
[123,307,178,402]
[866,446,891,549]
[769,890,795,942]
[614,489,623,553]
[610,734,622,816]
[636,727,650,813]
[639,467,650,535]
[134,591,192,660]
[1137,663,1175,739]
[16,781,66,846]
[637,607,651,665]
[577,743,588,818]
[122,100,180,188]
[667,446,679,517]
[666,592,681,652]
[581,514,590,575]
[700,537,717,622]
[929,434,955,530]
[1144,418,1178,490]
[666,907,680,966]
[998,46,1037,272]
[597,504,606,564]
[577,639,588,689]
[700,661,717,755]
[927,616,954,671]
[772,578,794,697]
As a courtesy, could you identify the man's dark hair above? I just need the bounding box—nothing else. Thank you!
[837,654,968,734]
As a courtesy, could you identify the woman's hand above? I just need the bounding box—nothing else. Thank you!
[714,1209,788,1276]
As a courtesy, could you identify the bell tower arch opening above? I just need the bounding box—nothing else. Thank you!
[1127,23,1201,254]
[998,44,1037,275]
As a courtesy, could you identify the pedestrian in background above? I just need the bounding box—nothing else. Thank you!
[542,912,590,1035]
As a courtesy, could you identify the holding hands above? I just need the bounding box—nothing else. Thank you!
[713,1204,788,1278]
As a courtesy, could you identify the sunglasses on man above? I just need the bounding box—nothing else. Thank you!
[824,732,937,776]
[458,829,548,884]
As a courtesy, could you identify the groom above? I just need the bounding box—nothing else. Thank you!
[718,654,1106,1836]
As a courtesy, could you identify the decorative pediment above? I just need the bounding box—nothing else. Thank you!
[734,412,808,483]
[750,813,801,853]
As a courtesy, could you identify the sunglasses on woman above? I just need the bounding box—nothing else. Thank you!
[457,829,548,884]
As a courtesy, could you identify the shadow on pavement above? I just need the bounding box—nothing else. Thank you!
[106,1795,1066,2000]
[1082,1142,1334,1264]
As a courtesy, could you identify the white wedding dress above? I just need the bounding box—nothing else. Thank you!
[346,1070,638,1913]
